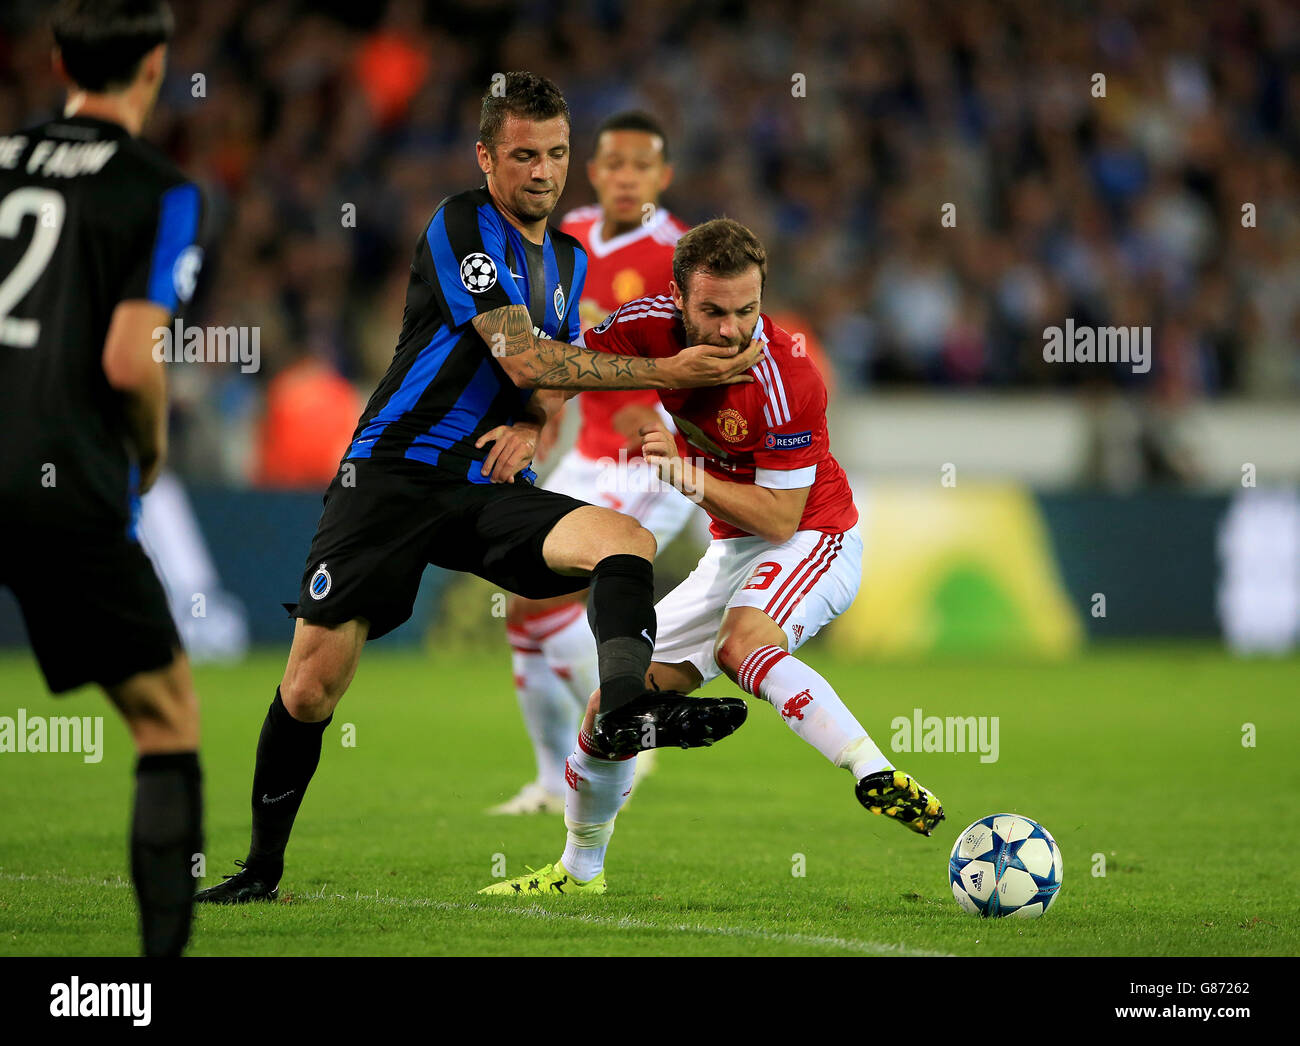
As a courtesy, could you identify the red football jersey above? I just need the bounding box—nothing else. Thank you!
[559,205,690,461]
[579,298,859,540]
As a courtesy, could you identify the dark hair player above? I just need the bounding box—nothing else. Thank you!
[0,0,205,957]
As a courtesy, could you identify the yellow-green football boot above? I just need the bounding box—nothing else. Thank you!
[477,861,605,896]
[856,769,944,836]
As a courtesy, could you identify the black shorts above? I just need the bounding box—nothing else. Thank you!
[1,526,181,694]
[290,459,592,640]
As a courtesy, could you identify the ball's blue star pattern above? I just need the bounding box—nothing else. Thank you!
[949,814,1063,918]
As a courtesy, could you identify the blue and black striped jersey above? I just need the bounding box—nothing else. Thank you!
[346,187,587,483]
[0,115,203,533]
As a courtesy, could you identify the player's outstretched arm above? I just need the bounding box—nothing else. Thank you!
[472,304,762,391]
[641,422,810,545]
[103,300,172,494]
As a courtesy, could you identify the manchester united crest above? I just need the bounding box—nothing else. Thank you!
[716,408,748,443]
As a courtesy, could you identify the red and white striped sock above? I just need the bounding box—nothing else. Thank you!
[508,625,581,795]
[534,602,601,708]
[737,645,891,779]
[559,730,636,882]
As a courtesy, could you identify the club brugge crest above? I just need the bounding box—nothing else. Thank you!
[309,563,332,600]
[553,283,566,319]
[716,407,748,443]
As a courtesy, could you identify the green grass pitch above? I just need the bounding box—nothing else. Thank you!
[1,644,1296,956]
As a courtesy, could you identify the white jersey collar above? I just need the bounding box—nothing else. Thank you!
[586,206,671,258]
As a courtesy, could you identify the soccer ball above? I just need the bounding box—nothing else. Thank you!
[949,813,1062,919]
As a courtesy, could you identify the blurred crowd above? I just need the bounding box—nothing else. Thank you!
[0,0,1297,486]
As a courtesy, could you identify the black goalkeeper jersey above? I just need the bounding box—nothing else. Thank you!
[0,115,203,534]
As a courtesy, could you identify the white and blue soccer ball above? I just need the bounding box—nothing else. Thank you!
[949,813,1062,919]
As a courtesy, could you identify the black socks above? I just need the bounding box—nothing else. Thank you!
[247,688,331,885]
[131,751,203,958]
[586,554,657,717]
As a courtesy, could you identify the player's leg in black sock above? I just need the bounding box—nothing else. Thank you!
[246,687,332,884]
[131,751,203,957]
[107,653,204,953]
[586,553,657,717]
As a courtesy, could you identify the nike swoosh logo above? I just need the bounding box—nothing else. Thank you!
[640,628,654,646]
[262,790,295,804]
[509,271,526,279]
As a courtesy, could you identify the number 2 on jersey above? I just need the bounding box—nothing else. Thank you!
[0,187,66,348]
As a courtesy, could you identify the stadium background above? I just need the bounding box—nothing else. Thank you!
[2,0,1296,657]
[0,0,1297,961]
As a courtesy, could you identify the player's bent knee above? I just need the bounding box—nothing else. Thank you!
[713,631,782,680]
[281,620,362,720]
[615,521,656,562]
[713,606,788,680]
[279,668,341,722]
[712,634,749,678]
[589,514,655,564]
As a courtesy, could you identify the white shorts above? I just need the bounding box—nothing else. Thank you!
[543,449,700,550]
[653,526,863,684]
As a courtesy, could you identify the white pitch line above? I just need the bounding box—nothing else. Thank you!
[0,871,952,957]
[313,889,953,956]
[0,870,131,887]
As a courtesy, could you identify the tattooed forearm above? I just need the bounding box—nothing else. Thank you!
[530,340,659,388]
[473,304,663,390]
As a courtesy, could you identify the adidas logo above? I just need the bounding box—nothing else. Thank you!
[970,870,984,891]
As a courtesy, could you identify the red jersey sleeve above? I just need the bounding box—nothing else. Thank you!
[576,304,642,356]
[577,299,680,359]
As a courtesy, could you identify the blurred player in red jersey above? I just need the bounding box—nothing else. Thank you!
[491,112,698,815]
[482,219,945,894]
